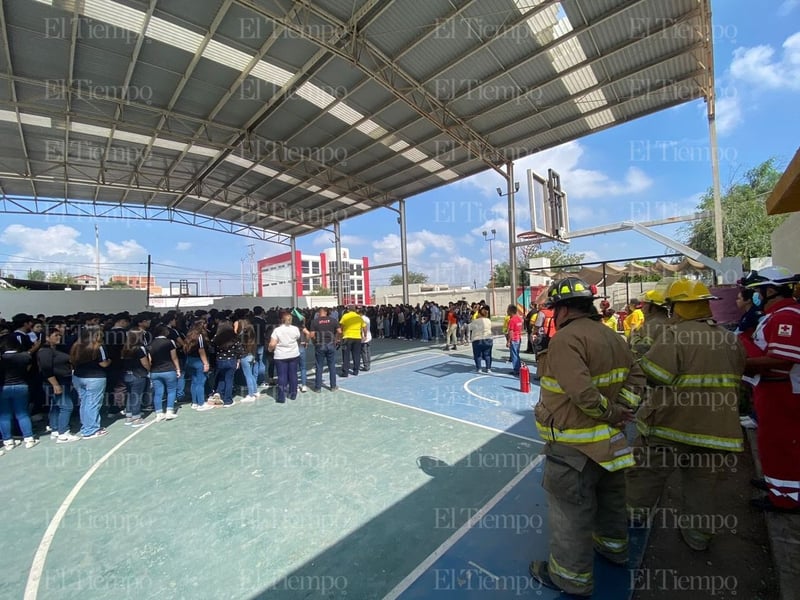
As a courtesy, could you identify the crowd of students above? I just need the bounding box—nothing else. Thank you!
[0,301,506,451]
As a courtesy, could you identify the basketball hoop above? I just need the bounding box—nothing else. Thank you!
[517,230,565,245]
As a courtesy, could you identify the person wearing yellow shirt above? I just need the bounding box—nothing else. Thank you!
[339,305,365,378]
[623,300,645,339]
[603,308,619,331]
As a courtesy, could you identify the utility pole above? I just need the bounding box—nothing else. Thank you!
[248,243,256,296]
[94,224,101,290]
[240,258,246,295]
[483,229,497,315]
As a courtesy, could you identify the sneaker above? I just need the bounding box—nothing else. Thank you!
[240,395,256,403]
[330,386,338,392]
[57,433,81,443]
[299,385,308,393]
[155,413,166,422]
[82,429,108,439]
[129,418,145,428]
[165,410,178,421]
[24,437,40,449]
[50,431,59,439]
[191,404,198,410]
[486,369,493,374]
[222,402,236,408]
[3,440,21,451]
[196,404,215,412]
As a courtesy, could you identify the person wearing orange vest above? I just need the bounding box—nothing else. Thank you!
[627,279,746,551]
[742,267,800,513]
[530,277,645,597]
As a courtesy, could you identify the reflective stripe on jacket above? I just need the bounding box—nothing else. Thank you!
[534,315,645,471]
[637,318,746,452]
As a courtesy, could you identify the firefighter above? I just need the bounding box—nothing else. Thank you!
[741,267,800,512]
[627,279,746,551]
[630,279,673,357]
[530,277,645,597]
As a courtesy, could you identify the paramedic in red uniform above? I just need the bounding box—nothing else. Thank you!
[742,267,800,512]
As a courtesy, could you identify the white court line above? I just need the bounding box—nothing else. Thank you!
[342,387,544,445]
[382,454,546,600]
[24,420,156,600]
[367,354,443,374]
[463,376,501,406]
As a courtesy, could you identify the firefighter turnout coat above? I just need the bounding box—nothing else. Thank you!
[638,318,746,452]
[534,314,646,471]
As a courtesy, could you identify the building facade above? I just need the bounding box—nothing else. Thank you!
[257,247,370,305]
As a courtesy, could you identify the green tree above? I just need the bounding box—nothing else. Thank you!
[311,287,333,296]
[105,280,132,288]
[48,270,77,284]
[683,159,787,267]
[27,269,47,281]
[491,244,587,288]
[389,271,428,285]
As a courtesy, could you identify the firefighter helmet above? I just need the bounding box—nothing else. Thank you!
[664,279,718,303]
[546,277,597,305]
[741,266,798,288]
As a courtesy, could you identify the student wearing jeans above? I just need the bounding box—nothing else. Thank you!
[121,330,150,427]
[38,328,79,442]
[469,307,494,373]
[241,320,260,402]
[212,320,243,407]
[506,304,524,377]
[269,312,300,403]
[308,307,341,391]
[1,335,38,450]
[148,326,181,421]
[70,326,111,439]
[184,321,211,410]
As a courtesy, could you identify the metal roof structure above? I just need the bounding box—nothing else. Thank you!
[0,0,716,249]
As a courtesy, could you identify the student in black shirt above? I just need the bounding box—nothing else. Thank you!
[70,326,111,439]
[38,328,79,443]
[1,334,39,449]
[148,325,181,421]
[121,329,151,427]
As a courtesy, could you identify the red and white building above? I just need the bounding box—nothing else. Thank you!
[257,247,370,305]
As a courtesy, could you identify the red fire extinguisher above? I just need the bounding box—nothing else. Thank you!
[520,363,531,393]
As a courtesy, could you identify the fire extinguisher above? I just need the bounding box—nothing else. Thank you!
[520,363,531,393]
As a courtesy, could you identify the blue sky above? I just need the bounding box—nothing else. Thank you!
[1,0,799,295]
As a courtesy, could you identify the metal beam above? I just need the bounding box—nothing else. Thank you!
[629,223,722,273]
[235,0,508,178]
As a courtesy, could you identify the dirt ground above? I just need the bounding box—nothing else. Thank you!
[633,437,780,600]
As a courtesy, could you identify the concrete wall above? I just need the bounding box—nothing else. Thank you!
[772,213,800,273]
[0,289,148,317]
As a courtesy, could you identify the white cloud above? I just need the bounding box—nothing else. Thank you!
[309,231,367,248]
[458,141,653,202]
[372,230,483,286]
[714,95,743,135]
[779,0,799,15]
[175,241,192,251]
[729,32,800,91]
[0,224,148,279]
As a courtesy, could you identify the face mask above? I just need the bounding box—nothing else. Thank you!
[752,292,762,307]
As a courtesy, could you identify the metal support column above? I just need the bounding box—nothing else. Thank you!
[333,221,343,305]
[507,161,517,309]
[708,110,724,265]
[399,199,409,305]
[290,236,298,307]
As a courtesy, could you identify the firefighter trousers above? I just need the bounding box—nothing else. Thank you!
[626,436,726,542]
[541,442,628,596]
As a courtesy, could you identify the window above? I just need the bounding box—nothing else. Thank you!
[302,260,310,273]
[312,262,320,274]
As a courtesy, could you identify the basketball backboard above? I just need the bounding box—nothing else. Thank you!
[525,168,569,243]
